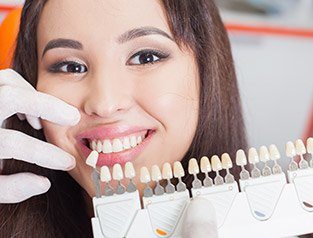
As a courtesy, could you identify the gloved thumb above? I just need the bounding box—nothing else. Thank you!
[182,197,218,238]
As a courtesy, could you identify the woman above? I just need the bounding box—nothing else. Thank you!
[0,0,246,237]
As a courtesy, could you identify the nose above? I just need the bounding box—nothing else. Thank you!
[83,70,132,118]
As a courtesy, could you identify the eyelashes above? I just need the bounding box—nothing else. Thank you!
[47,49,170,74]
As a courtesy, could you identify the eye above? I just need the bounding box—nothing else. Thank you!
[48,61,88,74]
[127,49,170,66]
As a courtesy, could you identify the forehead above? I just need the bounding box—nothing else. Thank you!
[37,0,171,46]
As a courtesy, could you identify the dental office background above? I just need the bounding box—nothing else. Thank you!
[0,0,312,171]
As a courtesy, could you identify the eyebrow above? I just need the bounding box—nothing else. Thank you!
[42,26,174,58]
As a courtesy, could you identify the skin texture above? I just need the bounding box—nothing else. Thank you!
[36,0,199,206]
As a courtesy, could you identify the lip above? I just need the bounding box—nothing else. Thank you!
[76,124,156,167]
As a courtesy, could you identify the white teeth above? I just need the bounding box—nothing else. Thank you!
[173,161,185,178]
[112,164,124,180]
[269,144,281,160]
[137,136,142,144]
[211,155,222,171]
[188,158,199,174]
[259,146,270,162]
[248,148,259,164]
[286,141,296,157]
[151,165,162,181]
[86,150,99,168]
[307,137,313,154]
[100,166,111,182]
[295,139,306,155]
[200,156,211,173]
[122,137,131,149]
[90,140,97,151]
[221,153,233,169]
[96,140,102,153]
[112,139,123,152]
[125,162,135,179]
[130,136,137,148]
[102,140,113,153]
[236,149,247,166]
[162,162,173,180]
[140,167,151,183]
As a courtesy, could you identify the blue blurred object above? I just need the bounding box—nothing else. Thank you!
[248,0,298,15]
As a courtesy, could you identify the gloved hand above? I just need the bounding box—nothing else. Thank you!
[0,69,81,204]
[182,197,219,238]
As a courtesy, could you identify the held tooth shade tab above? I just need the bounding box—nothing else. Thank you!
[173,161,186,192]
[200,156,213,187]
[269,144,282,174]
[162,162,175,194]
[100,166,114,196]
[140,167,153,197]
[151,165,164,196]
[86,151,101,197]
[86,150,99,168]
[236,150,250,180]
[124,162,137,193]
[211,155,224,185]
[286,141,298,171]
[248,148,261,178]
[307,138,313,168]
[113,164,126,194]
[295,139,309,169]
[188,158,202,189]
[221,153,235,183]
[259,146,272,176]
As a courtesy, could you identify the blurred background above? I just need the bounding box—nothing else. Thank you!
[0,0,312,170]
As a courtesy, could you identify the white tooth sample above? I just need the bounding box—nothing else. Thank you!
[269,144,281,160]
[248,148,259,164]
[100,166,111,182]
[286,141,296,157]
[125,162,135,179]
[211,155,222,171]
[200,156,211,173]
[162,162,173,179]
[90,140,97,150]
[188,158,200,174]
[151,165,162,181]
[173,161,185,178]
[137,136,142,144]
[130,136,137,148]
[295,139,307,155]
[140,167,151,183]
[307,137,313,154]
[85,150,99,168]
[112,164,124,181]
[102,139,113,153]
[96,140,102,153]
[236,149,247,166]
[112,139,123,152]
[122,137,131,149]
[259,146,270,162]
[221,153,233,169]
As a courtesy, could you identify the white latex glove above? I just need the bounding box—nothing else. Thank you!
[182,197,219,238]
[0,69,81,203]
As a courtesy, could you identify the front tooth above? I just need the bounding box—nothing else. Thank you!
[211,155,222,171]
[130,136,137,148]
[137,136,142,144]
[286,141,296,157]
[307,137,313,154]
[151,165,162,181]
[200,156,211,173]
[100,166,111,182]
[162,162,173,179]
[140,167,151,183]
[96,140,102,153]
[295,139,306,155]
[173,161,185,178]
[90,140,97,150]
[86,150,99,168]
[259,146,270,162]
[122,137,131,149]
[221,153,233,168]
[112,139,123,152]
[236,149,247,166]
[269,144,281,160]
[188,158,199,174]
[125,162,135,179]
[248,148,259,164]
[113,164,124,180]
[102,139,113,153]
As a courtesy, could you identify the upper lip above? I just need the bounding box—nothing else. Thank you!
[75,124,151,141]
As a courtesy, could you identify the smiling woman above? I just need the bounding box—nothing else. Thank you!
[0,0,246,237]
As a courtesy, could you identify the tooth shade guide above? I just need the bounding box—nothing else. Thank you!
[173,161,186,192]
[125,162,137,193]
[188,158,202,189]
[211,155,224,185]
[162,163,175,194]
[151,165,164,196]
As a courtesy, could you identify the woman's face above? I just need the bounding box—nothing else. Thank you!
[36,0,199,198]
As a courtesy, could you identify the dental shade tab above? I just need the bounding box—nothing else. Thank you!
[87,137,313,238]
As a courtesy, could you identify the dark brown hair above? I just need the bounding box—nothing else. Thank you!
[0,0,246,237]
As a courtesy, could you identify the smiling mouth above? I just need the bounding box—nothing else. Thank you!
[82,129,152,154]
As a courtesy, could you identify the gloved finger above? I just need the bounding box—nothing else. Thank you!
[0,85,80,126]
[0,128,76,171]
[25,114,42,130]
[17,113,26,121]
[0,173,50,204]
[0,69,36,90]
[182,197,218,238]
